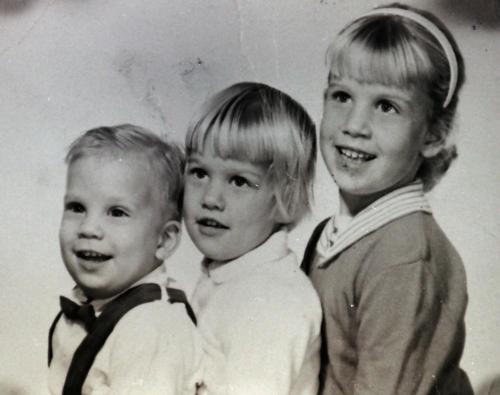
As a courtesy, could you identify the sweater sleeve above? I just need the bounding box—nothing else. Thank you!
[354,260,442,395]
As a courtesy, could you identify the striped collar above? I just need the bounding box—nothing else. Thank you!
[316,181,432,267]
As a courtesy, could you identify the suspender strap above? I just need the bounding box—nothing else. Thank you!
[48,311,64,365]
[48,283,198,394]
[299,219,329,395]
[300,218,329,275]
[62,283,162,395]
[166,287,197,326]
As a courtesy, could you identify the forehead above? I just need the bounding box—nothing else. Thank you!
[66,153,158,201]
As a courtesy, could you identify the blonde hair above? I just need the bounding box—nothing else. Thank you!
[66,124,185,220]
[186,82,317,227]
[326,3,465,190]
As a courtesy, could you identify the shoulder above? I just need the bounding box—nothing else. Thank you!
[111,297,198,346]
[219,254,322,327]
[104,296,202,373]
[375,212,462,265]
[356,212,467,305]
[366,212,455,267]
[98,296,202,387]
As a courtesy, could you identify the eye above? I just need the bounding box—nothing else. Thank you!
[230,175,251,188]
[65,201,85,214]
[330,89,351,104]
[377,99,398,114]
[187,166,207,180]
[109,207,129,218]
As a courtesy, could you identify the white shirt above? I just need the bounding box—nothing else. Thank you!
[48,264,203,395]
[192,230,322,395]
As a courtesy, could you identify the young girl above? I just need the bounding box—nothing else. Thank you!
[301,3,473,394]
[183,82,322,395]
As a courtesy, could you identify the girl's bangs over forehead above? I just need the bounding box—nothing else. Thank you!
[327,19,434,88]
[186,107,276,165]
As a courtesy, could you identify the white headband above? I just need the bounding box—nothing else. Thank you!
[362,8,458,108]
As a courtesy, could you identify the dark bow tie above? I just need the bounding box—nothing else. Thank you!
[60,296,96,332]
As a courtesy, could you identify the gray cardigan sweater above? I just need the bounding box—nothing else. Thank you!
[303,212,473,395]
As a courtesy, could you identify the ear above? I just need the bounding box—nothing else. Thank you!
[155,220,181,261]
[421,130,446,158]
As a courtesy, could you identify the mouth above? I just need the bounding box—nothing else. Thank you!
[75,250,112,263]
[337,146,376,162]
[196,217,229,229]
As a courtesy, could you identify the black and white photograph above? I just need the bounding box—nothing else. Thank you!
[1,0,499,394]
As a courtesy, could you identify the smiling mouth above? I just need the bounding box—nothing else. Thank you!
[337,146,376,162]
[76,250,112,263]
[197,218,229,229]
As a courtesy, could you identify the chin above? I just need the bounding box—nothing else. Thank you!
[205,253,233,262]
[203,248,239,263]
[79,286,106,300]
[77,279,118,300]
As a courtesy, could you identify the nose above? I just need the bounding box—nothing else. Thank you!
[202,179,225,211]
[342,102,371,138]
[78,214,104,239]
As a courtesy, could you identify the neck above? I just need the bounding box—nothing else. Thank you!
[338,173,421,216]
[338,190,383,217]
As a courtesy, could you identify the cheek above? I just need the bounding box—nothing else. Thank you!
[393,136,424,160]
[319,126,335,157]
[322,104,344,127]
[59,222,73,244]
[182,199,196,219]
[246,200,276,228]
[182,190,197,213]
[319,116,332,137]
[320,138,337,169]
[319,128,329,145]
[320,124,340,150]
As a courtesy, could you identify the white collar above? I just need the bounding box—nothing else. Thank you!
[203,230,291,284]
[316,181,432,267]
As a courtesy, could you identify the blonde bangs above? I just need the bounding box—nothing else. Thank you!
[187,115,275,166]
[327,24,434,90]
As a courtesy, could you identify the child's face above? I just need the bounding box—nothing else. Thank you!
[320,74,432,211]
[183,148,277,262]
[59,154,170,299]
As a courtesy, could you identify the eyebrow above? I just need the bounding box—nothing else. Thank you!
[63,193,79,202]
[327,73,414,101]
[374,87,414,104]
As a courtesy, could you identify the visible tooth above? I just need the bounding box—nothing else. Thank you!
[80,251,107,259]
[202,219,220,227]
[341,148,371,160]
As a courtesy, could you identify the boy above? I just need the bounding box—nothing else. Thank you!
[183,82,322,395]
[48,124,202,394]
[302,4,473,394]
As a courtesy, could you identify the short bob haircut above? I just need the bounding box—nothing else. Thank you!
[185,82,317,228]
[325,2,465,191]
[66,124,185,221]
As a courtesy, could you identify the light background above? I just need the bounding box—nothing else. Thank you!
[0,0,499,393]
